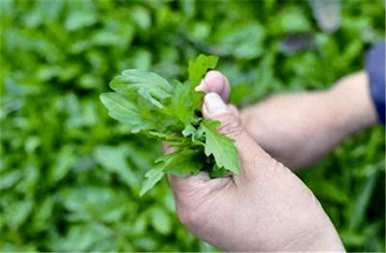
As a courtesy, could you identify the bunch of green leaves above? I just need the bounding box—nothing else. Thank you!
[100,55,240,195]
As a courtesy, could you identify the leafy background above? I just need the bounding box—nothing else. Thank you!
[0,0,385,251]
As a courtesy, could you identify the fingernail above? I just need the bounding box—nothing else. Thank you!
[205,71,225,90]
[204,93,227,114]
[195,80,206,92]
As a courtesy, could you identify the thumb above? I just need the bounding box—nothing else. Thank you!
[203,93,274,181]
[195,70,230,101]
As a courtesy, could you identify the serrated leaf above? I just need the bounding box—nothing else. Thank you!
[188,55,219,112]
[201,120,240,174]
[182,124,196,137]
[166,80,196,125]
[110,69,173,108]
[100,92,149,133]
[182,124,205,144]
[188,54,219,86]
[156,149,202,177]
[140,168,165,196]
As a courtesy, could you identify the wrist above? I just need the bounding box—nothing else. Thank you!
[324,71,378,136]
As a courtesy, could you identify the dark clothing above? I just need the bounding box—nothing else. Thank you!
[366,42,385,125]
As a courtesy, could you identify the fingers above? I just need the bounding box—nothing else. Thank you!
[203,93,274,181]
[169,171,232,193]
[195,70,230,101]
[169,172,210,189]
[168,172,233,212]
[228,104,239,115]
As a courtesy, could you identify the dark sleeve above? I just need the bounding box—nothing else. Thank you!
[365,42,385,125]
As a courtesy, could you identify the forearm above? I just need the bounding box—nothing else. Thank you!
[242,71,377,140]
[325,71,378,137]
[239,70,378,169]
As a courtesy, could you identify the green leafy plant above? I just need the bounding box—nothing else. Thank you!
[100,55,240,196]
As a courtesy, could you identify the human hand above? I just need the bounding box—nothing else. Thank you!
[169,71,344,251]
[197,71,378,169]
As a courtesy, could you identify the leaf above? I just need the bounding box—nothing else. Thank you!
[201,120,240,174]
[140,168,165,196]
[349,173,377,230]
[65,6,97,31]
[100,92,149,133]
[49,146,76,183]
[0,169,22,190]
[182,124,196,137]
[149,206,172,235]
[309,180,349,204]
[140,150,202,195]
[5,199,33,229]
[213,22,265,59]
[110,69,173,108]
[166,80,210,127]
[187,54,218,110]
[60,186,130,224]
[209,163,230,178]
[94,145,140,188]
[166,80,196,125]
[188,54,219,86]
[156,149,202,177]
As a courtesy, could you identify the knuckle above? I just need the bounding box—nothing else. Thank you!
[216,112,243,139]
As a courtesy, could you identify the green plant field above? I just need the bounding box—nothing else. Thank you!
[0,0,385,251]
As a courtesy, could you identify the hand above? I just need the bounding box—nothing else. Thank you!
[198,71,378,169]
[169,71,344,251]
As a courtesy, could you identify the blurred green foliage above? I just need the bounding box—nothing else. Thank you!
[0,0,384,251]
